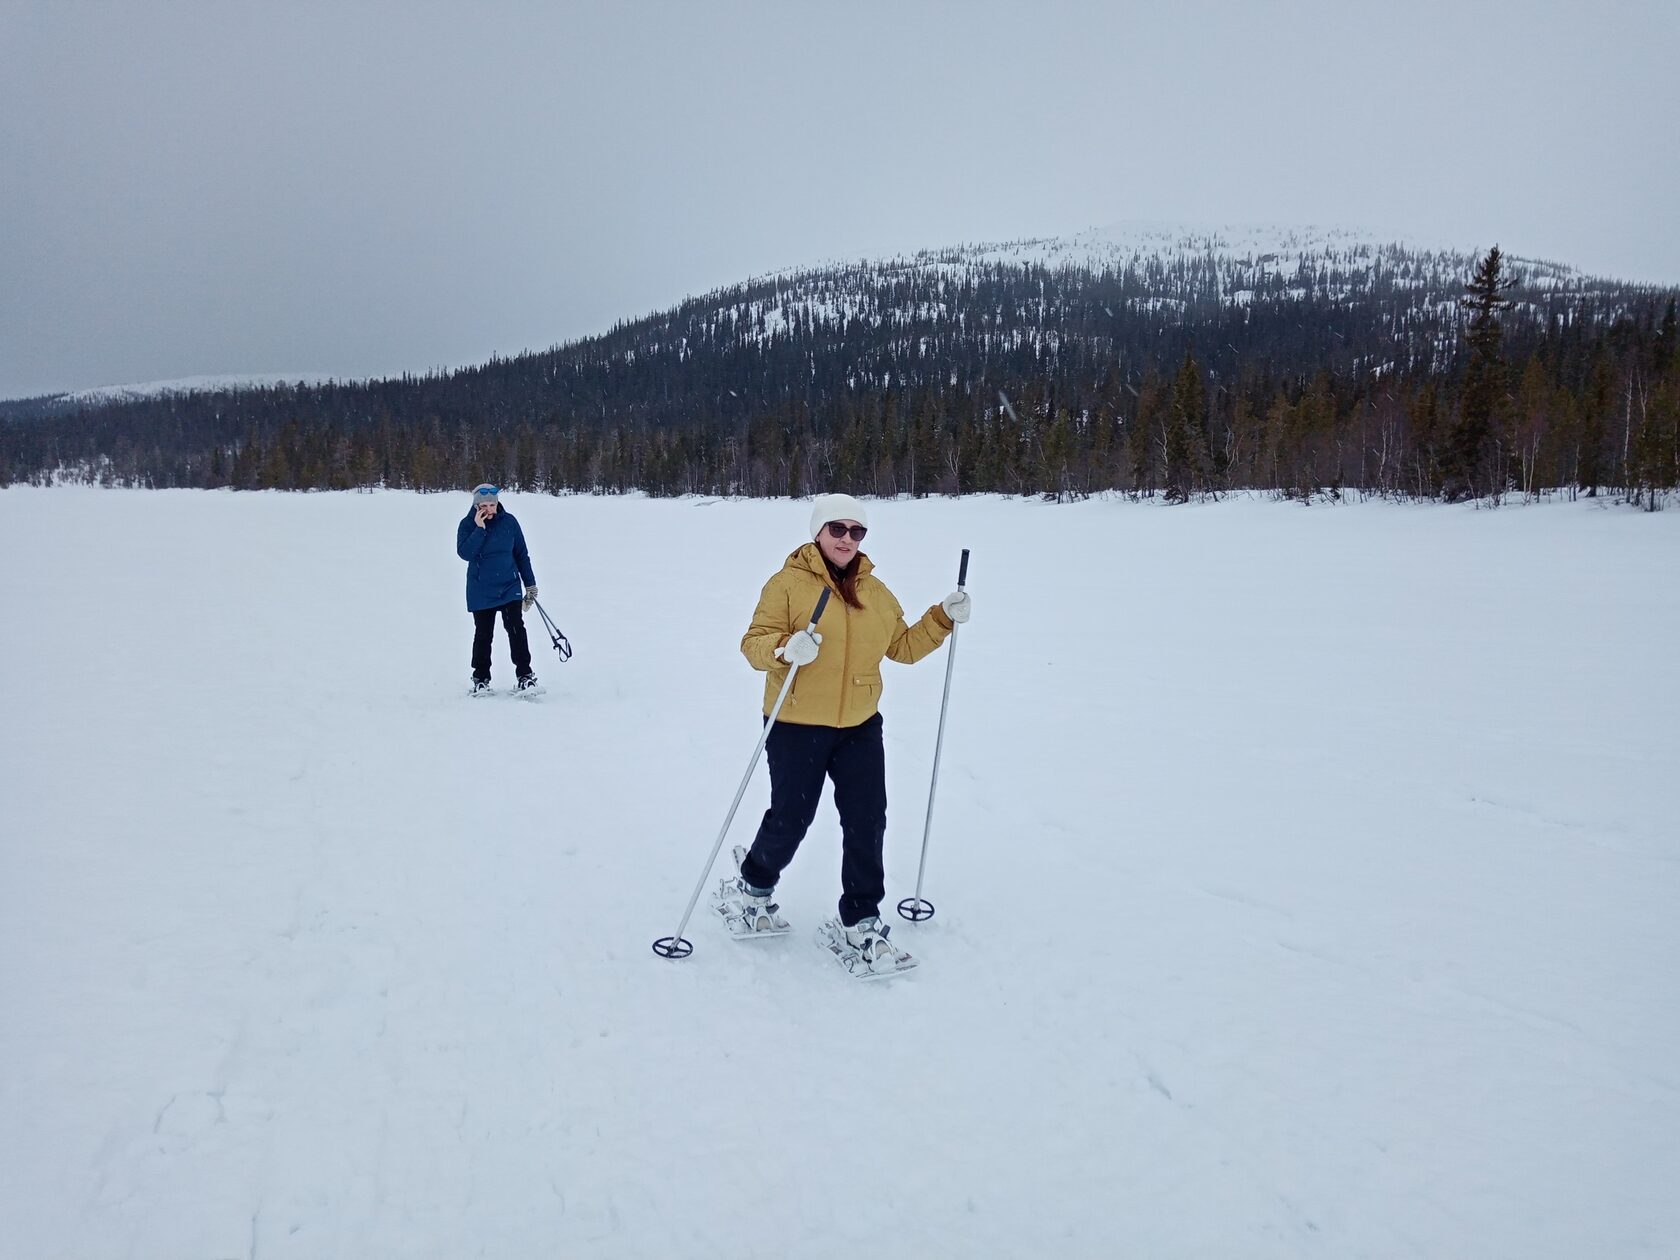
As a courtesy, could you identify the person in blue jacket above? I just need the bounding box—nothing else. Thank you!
[456,483,540,694]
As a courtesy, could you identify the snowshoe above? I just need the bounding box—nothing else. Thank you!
[515,673,545,698]
[713,845,790,938]
[817,915,918,979]
[470,676,494,697]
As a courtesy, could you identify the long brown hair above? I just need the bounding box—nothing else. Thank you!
[824,553,864,609]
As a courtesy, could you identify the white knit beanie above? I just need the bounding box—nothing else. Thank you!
[809,493,869,540]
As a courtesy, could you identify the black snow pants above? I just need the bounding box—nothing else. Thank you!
[740,713,887,927]
[471,599,533,681]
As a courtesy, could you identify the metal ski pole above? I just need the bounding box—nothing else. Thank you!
[532,599,572,662]
[653,588,832,959]
[898,549,968,923]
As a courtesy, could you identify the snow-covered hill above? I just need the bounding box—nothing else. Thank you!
[63,374,338,405]
[2,488,1675,1258]
[585,218,1664,395]
[15,221,1661,411]
[922,219,1583,289]
[715,219,1625,344]
[0,375,346,419]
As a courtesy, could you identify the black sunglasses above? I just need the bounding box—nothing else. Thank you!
[824,522,867,542]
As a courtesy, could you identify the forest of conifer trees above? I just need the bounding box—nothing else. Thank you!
[4,247,1676,509]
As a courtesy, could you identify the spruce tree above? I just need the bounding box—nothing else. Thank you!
[1579,351,1611,496]
[1445,245,1514,500]
[1649,298,1676,377]
[1128,370,1167,497]
[1162,351,1207,503]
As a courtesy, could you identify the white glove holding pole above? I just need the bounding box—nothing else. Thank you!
[776,629,822,666]
[941,590,971,624]
[522,586,538,611]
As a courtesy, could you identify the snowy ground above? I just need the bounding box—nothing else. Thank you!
[1,486,1676,1259]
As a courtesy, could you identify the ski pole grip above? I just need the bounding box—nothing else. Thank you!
[957,549,970,587]
[809,588,831,626]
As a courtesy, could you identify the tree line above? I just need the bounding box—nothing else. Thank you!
[3,247,1676,509]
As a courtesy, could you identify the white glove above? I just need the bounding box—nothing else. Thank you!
[942,590,972,624]
[775,629,822,666]
[522,586,538,611]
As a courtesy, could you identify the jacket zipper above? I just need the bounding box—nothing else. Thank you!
[836,595,850,726]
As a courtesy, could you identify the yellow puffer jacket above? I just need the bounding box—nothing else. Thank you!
[741,544,954,728]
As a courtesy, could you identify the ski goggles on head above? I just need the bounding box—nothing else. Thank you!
[472,484,500,504]
[823,521,867,541]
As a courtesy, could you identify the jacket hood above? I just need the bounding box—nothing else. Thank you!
[784,542,873,585]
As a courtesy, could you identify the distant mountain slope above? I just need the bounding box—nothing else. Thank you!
[1,375,338,421]
[771,220,1597,304]
[7,222,1648,413]
[3,222,1676,504]
[62,374,340,405]
[644,221,1641,382]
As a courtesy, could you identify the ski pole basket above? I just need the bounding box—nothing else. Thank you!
[895,895,935,922]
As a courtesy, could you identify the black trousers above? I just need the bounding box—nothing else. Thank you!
[471,600,533,680]
[741,714,887,927]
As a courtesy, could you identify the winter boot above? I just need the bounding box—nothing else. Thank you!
[713,845,790,937]
[470,675,493,697]
[820,914,917,977]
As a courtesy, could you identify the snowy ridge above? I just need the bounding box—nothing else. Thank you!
[53,374,342,406]
[16,223,1655,404]
[625,219,1647,378]
[923,220,1472,273]
[748,219,1593,299]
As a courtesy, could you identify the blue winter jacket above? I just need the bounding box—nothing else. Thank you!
[456,508,537,611]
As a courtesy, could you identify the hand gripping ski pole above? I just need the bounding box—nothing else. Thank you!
[531,599,573,663]
[898,549,968,923]
[654,588,832,959]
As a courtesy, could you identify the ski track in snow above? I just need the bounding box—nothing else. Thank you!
[1,487,1677,1259]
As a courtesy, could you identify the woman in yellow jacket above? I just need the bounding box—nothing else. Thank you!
[719,493,972,973]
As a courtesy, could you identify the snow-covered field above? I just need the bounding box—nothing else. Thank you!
[1,487,1675,1259]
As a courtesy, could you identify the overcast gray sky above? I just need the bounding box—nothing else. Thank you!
[2,0,1676,399]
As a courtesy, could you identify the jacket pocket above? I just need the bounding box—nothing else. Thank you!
[770,662,797,707]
